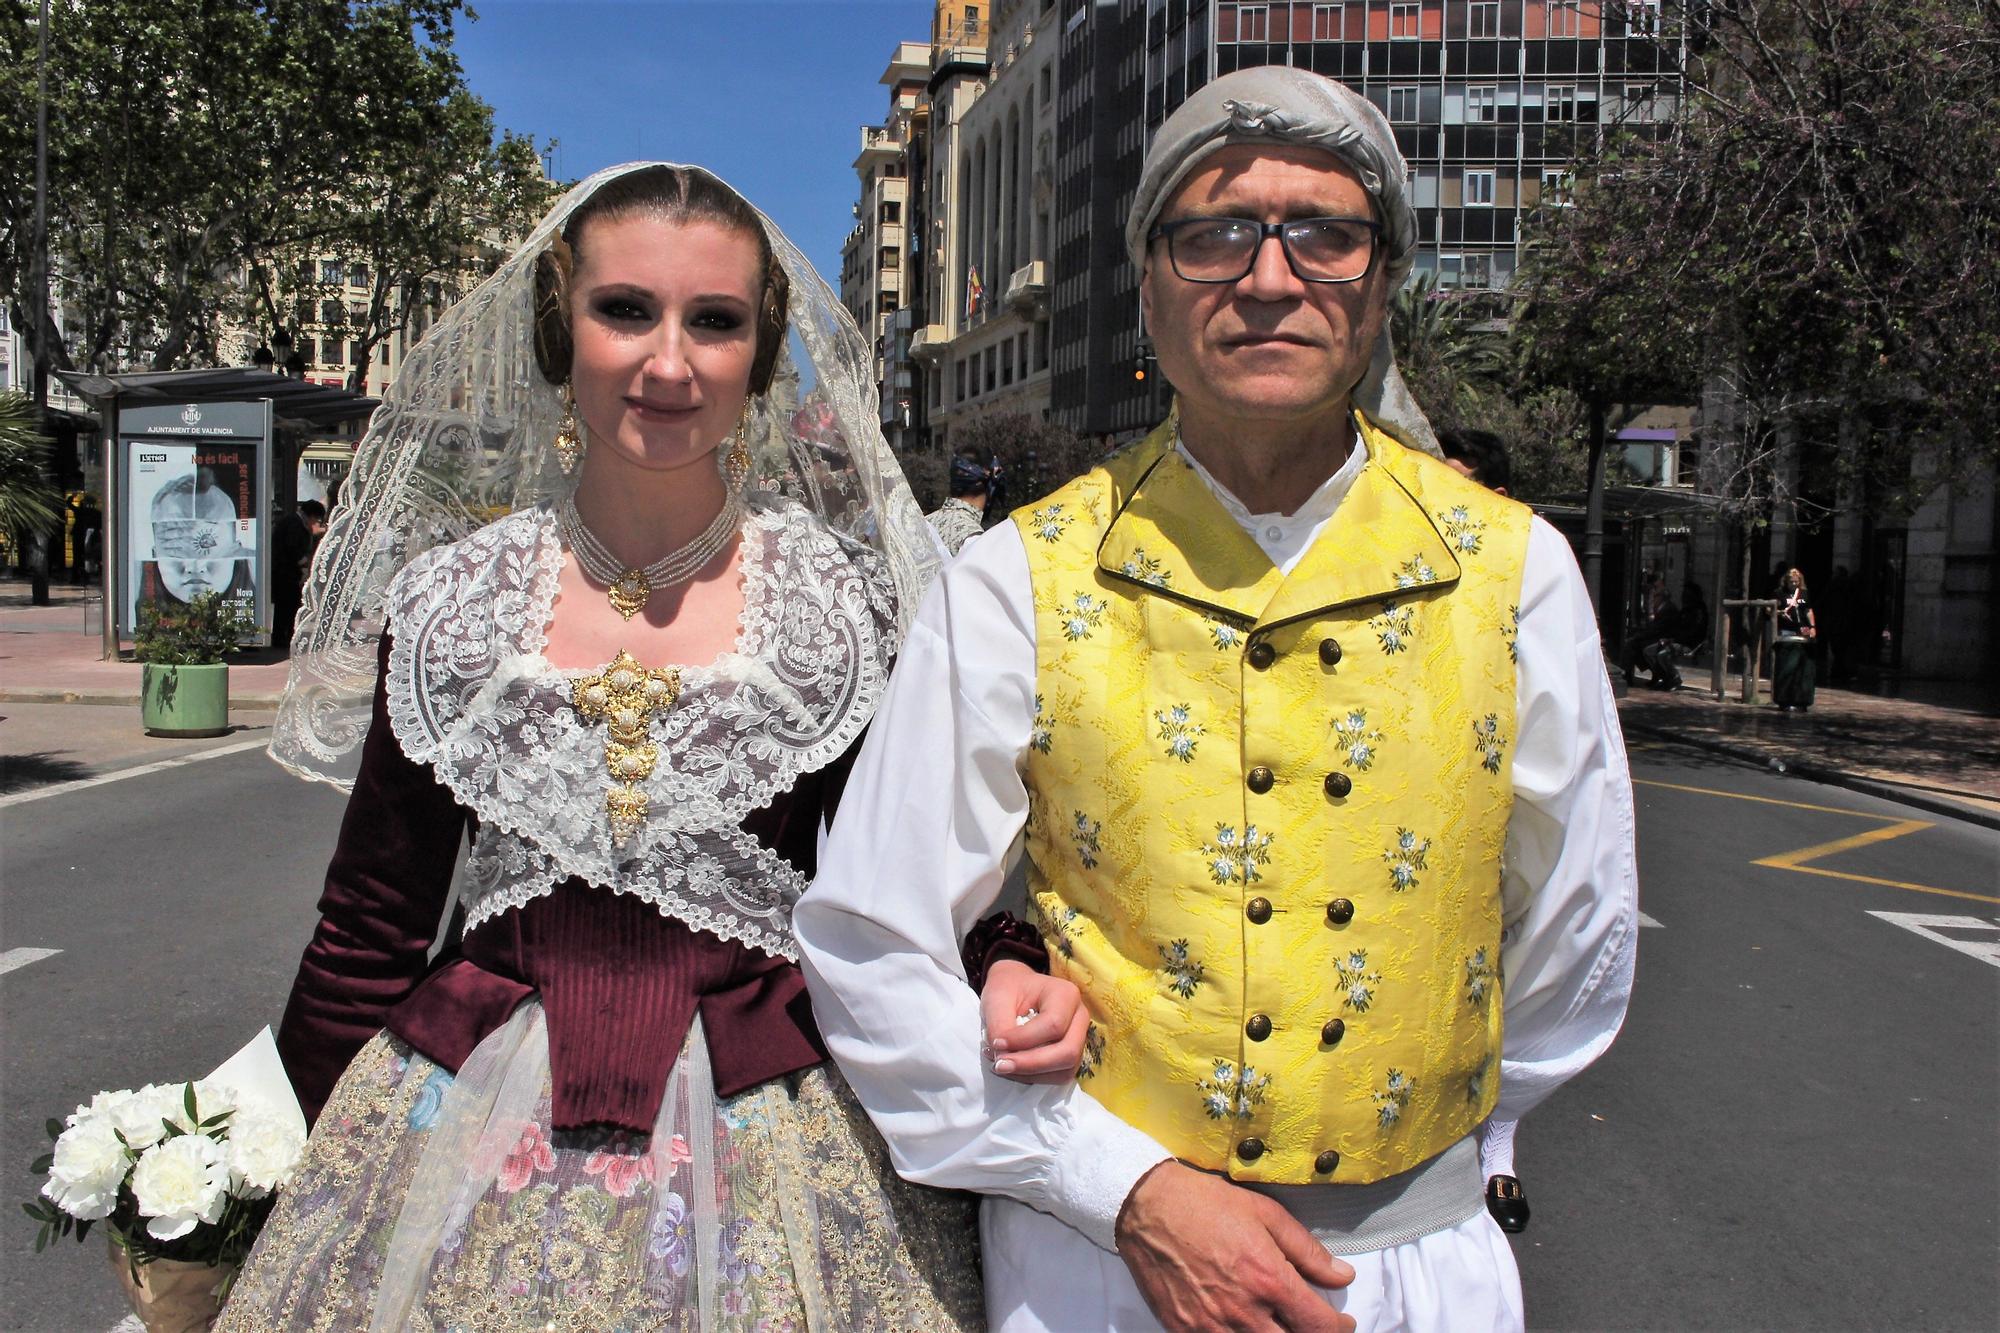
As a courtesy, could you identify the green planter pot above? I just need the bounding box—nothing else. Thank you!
[141,662,231,738]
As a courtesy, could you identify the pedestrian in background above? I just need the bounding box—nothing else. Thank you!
[1437,425,1512,497]
[269,499,326,651]
[1773,566,1817,712]
[927,446,994,555]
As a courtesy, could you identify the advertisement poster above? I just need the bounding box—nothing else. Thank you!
[117,400,271,640]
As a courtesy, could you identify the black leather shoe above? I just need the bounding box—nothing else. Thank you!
[1485,1174,1530,1233]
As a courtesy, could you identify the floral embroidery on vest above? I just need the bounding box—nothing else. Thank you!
[1437,505,1486,555]
[1155,703,1204,761]
[1199,1060,1272,1121]
[1060,591,1109,641]
[1200,823,1274,885]
[1070,811,1104,869]
[1027,503,1072,543]
[1119,548,1172,587]
[1464,947,1496,1005]
[1472,714,1507,774]
[1207,619,1245,651]
[1372,601,1415,654]
[1335,949,1381,1012]
[1373,1069,1415,1128]
[1395,555,1439,588]
[1159,939,1207,998]
[1383,827,1432,891]
[1332,708,1385,770]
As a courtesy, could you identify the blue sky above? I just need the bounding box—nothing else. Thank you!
[451,0,932,284]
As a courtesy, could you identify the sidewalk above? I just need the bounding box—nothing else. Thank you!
[1616,667,2000,829]
[0,583,293,708]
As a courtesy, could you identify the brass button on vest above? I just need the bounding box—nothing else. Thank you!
[1246,639,1277,670]
[1321,1017,1346,1045]
[1324,771,1353,799]
[1314,1149,1341,1175]
[1326,897,1355,925]
[1246,765,1274,794]
[1236,1137,1266,1162]
[1319,638,1343,666]
[1245,1013,1272,1041]
[1245,896,1273,925]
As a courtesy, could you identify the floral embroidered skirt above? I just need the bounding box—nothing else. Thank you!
[216,1005,982,1332]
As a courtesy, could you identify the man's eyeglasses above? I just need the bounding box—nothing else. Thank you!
[1148,216,1383,285]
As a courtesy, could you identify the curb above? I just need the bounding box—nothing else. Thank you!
[1620,719,2000,832]
[0,689,283,710]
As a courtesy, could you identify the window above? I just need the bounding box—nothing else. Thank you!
[1628,0,1661,35]
[1002,339,1015,386]
[1468,0,1499,36]
[1464,169,1496,206]
[1467,86,1498,122]
[349,263,369,289]
[349,340,365,365]
[319,299,343,325]
[1238,3,1269,41]
[349,302,368,326]
[956,360,968,401]
[1546,85,1577,121]
[1547,0,1581,38]
[319,259,343,285]
[1389,2,1419,38]
[1463,253,1494,288]
[1312,3,1342,40]
[1438,254,1463,288]
[984,347,996,393]
[295,336,316,365]
[1388,86,1420,122]
[1541,168,1573,206]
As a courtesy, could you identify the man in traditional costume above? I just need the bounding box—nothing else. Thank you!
[798,68,1637,1332]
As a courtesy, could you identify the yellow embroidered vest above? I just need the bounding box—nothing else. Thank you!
[1015,416,1533,1185]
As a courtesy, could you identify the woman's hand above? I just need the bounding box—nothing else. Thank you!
[980,960,1089,1084]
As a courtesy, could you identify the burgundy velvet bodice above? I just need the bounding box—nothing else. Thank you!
[275,636,840,1133]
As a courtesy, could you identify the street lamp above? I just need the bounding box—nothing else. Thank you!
[253,329,306,378]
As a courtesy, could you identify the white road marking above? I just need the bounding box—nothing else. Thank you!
[1867,911,2000,970]
[1639,911,1664,928]
[0,947,61,977]
[0,737,268,808]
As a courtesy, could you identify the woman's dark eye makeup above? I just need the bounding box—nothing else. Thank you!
[588,293,745,333]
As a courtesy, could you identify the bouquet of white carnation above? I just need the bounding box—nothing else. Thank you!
[23,1031,307,1321]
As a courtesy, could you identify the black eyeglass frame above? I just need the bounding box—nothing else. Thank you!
[1147,215,1385,285]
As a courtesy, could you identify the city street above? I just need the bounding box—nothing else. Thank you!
[1,718,1995,1330]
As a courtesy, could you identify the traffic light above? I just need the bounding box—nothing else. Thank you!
[1134,338,1154,382]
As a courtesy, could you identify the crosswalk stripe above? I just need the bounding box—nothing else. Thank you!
[0,947,62,977]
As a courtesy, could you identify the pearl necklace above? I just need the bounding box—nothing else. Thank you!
[558,495,743,620]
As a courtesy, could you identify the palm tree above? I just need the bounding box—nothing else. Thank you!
[0,392,65,604]
[1389,273,1512,429]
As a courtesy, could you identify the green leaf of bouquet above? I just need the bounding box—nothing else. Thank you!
[30,1153,53,1174]
[22,1201,47,1220]
[45,1118,61,1140]
[183,1083,199,1121]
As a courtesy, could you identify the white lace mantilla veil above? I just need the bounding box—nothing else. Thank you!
[270,162,940,789]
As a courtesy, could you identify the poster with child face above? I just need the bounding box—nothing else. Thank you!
[123,442,261,631]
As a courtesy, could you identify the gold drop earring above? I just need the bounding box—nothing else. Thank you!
[554,383,583,476]
[720,401,752,490]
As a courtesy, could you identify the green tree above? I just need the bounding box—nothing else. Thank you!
[1518,0,2000,552]
[0,1,552,381]
[0,391,63,598]
[945,412,1104,515]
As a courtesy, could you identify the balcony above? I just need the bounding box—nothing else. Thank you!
[909,324,950,365]
[1004,260,1049,321]
[855,124,904,170]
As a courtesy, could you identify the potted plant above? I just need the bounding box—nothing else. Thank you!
[133,593,257,738]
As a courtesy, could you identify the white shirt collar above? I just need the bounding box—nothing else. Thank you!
[1174,423,1368,575]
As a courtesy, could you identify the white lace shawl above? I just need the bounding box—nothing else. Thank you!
[381,496,894,961]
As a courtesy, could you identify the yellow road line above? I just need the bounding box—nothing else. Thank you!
[1634,778,1883,818]
[1635,778,2000,904]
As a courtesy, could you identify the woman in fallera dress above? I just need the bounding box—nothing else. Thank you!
[219,163,1081,1331]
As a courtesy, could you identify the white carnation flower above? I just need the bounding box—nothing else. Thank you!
[66,1087,136,1130]
[41,1117,129,1221]
[164,1080,237,1134]
[225,1105,306,1198]
[106,1084,184,1151]
[130,1136,230,1240]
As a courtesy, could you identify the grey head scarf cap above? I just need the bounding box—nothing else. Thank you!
[1126,66,1438,456]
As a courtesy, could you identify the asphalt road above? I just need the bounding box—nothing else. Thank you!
[1,718,1995,1331]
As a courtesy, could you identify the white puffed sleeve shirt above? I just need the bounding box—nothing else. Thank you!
[795,443,1638,1321]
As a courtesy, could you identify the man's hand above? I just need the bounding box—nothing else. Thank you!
[1115,1160,1356,1333]
[980,959,1088,1083]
